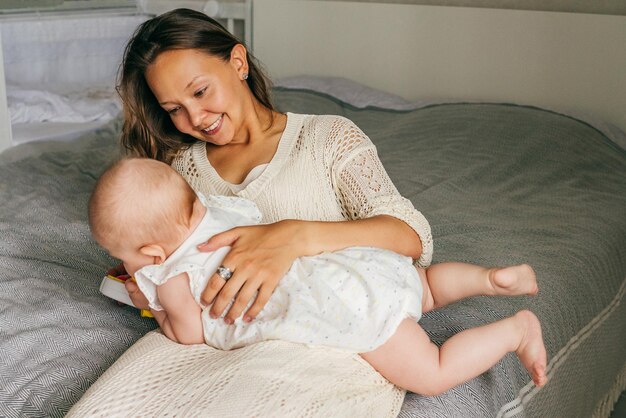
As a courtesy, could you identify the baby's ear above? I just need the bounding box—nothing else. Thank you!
[139,244,167,265]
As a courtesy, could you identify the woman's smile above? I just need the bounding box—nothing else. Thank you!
[145,48,246,146]
[201,114,224,136]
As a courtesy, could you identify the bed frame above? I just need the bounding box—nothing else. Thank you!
[252,0,626,138]
[0,31,10,149]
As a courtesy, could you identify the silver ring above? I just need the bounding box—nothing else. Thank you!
[216,265,233,281]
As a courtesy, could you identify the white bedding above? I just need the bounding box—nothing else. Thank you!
[7,85,121,144]
[8,86,120,124]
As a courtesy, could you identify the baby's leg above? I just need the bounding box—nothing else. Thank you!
[360,313,547,396]
[420,263,538,312]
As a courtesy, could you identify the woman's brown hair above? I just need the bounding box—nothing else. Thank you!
[117,8,274,163]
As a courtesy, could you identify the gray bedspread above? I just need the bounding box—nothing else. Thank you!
[1,88,625,417]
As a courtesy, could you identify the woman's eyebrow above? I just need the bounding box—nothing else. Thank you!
[185,76,203,90]
[159,76,205,105]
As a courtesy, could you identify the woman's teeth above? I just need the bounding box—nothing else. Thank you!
[203,115,223,133]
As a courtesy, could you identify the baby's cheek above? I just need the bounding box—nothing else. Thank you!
[123,262,140,277]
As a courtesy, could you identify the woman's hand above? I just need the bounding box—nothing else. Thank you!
[198,220,306,324]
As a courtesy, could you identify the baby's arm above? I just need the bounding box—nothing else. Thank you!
[151,273,204,345]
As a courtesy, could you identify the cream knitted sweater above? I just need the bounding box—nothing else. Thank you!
[172,113,433,267]
[67,114,429,416]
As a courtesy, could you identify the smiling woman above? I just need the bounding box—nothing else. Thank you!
[117,8,431,324]
[1,1,624,416]
[118,9,274,164]
[109,8,432,413]
[145,44,285,154]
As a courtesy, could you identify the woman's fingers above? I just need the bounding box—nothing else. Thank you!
[208,270,246,320]
[243,284,276,322]
[224,280,261,324]
[200,273,227,307]
[198,228,241,252]
[243,284,273,322]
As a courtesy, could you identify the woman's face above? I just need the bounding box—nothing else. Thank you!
[145,47,249,145]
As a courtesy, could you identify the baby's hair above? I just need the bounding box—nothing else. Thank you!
[88,158,197,251]
[117,8,274,163]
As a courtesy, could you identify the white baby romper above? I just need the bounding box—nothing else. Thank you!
[135,195,424,353]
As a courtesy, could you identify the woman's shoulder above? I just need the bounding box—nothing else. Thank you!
[295,114,365,145]
[297,113,358,129]
[296,113,372,147]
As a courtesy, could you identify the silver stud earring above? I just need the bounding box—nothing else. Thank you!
[242,73,249,80]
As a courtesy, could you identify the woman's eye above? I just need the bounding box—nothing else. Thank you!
[194,87,207,98]
[167,107,180,115]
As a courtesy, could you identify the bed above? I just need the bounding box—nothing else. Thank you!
[1,1,625,417]
[1,79,624,417]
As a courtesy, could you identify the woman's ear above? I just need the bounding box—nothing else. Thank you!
[230,44,249,80]
[139,244,167,265]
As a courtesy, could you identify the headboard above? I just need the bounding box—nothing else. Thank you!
[252,0,626,134]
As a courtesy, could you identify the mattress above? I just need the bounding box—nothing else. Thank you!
[1,86,625,417]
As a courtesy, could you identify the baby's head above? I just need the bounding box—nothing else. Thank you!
[88,158,197,275]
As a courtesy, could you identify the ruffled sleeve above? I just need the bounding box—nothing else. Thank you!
[198,194,263,224]
[133,265,168,311]
[134,260,220,311]
[326,117,433,267]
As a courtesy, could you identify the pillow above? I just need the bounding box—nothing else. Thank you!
[274,75,421,110]
[274,75,626,150]
[67,331,405,417]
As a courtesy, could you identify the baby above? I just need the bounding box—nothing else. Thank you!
[88,158,547,396]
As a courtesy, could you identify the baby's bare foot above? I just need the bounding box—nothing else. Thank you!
[489,264,538,296]
[515,310,548,387]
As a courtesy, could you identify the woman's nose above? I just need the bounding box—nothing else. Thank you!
[188,105,206,128]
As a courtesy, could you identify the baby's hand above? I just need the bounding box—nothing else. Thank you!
[106,264,150,310]
[125,280,150,311]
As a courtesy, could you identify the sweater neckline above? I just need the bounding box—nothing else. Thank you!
[191,112,304,199]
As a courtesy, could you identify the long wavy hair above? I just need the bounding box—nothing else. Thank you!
[117,8,274,163]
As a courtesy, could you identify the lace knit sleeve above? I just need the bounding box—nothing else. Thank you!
[326,117,433,267]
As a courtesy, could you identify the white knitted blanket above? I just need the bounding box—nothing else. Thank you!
[67,331,405,417]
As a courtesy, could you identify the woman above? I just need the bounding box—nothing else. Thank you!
[118,8,432,330]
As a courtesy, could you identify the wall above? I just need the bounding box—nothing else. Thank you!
[253,0,626,133]
[312,0,626,16]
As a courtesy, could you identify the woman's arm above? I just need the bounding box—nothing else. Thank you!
[199,215,421,325]
[200,117,432,324]
[327,117,432,266]
[298,214,422,260]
